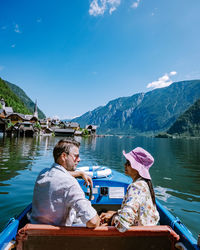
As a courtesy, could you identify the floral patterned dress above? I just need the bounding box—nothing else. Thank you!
[114,178,160,232]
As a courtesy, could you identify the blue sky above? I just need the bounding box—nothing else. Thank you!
[0,0,200,119]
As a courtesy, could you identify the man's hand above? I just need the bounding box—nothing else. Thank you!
[81,172,93,188]
[69,170,93,188]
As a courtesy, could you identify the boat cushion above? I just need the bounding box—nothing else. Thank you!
[16,224,180,250]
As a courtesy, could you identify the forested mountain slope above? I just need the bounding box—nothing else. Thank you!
[72,80,200,134]
[6,81,45,119]
[167,98,200,137]
[0,78,31,115]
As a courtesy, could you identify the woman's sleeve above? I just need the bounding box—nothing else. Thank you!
[114,183,142,232]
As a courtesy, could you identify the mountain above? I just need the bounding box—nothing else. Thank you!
[6,81,45,119]
[72,80,200,135]
[0,78,31,115]
[0,78,45,118]
[167,98,200,137]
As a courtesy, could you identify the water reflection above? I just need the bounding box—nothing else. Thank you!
[150,138,200,196]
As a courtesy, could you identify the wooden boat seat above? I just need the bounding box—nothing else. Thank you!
[16,224,180,250]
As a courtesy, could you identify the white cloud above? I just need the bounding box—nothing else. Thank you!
[14,24,21,33]
[147,71,177,90]
[89,0,120,16]
[109,6,116,14]
[169,71,177,76]
[131,0,141,9]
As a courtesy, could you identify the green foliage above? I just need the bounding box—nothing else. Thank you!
[0,103,2,109]
[7,121,13,128]
[6,81,45,119]
[82,129,89,136]
[34,121,41,129]
[59,123,65,128]
[0,78,32,114]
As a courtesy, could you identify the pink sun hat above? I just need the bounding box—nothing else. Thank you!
[123,147,154,180]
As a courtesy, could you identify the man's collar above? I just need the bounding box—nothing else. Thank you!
[52,162,69,174]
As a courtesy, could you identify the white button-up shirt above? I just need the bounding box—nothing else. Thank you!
[30,163,96,226]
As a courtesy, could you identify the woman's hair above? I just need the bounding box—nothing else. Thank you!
[53,138,80,162]
[125,159,156,205]
[143,178,156,205]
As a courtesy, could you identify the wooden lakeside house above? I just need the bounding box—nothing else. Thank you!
[6,122,35,137]
[0,108,13,120]
[24,115,38,123]
[5,113,38,136]
[65,122,80,130]
[39,119,53,135]
[39,119,49,129]
[5,113,39,124]
[4,107,13,116]
[18,122,35,137]
[58,121,67,128]
[6,100,38,124]
[0,109,6,119]
[5,100,40,136]
[6,113,25,125]
[86,125,98,135]
[0,98,13,118]
[51,117,60,127]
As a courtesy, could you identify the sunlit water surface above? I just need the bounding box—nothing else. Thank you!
[0,135,199,239]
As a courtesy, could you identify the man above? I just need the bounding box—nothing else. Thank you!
[30,138,100,228]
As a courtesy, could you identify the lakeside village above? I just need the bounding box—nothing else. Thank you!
[0,98,97,137]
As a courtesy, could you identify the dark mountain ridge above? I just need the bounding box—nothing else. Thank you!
[167,98,200,137]
[72,80,200,135]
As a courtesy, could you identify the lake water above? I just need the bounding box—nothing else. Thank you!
[0,135,199,239]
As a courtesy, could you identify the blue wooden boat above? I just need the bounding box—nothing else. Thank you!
[0,167,199,250]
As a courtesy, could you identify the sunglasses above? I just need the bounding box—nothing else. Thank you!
[69,153,80,162]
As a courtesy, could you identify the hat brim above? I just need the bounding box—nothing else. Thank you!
[123,150,151,180]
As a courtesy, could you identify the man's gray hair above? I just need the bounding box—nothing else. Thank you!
[53,138,80,162]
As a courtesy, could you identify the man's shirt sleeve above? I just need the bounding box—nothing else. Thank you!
[65,183,97,224]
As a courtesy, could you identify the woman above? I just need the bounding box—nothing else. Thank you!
[100,147,160,232]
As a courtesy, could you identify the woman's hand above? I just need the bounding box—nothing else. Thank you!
[100,211,116,225]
